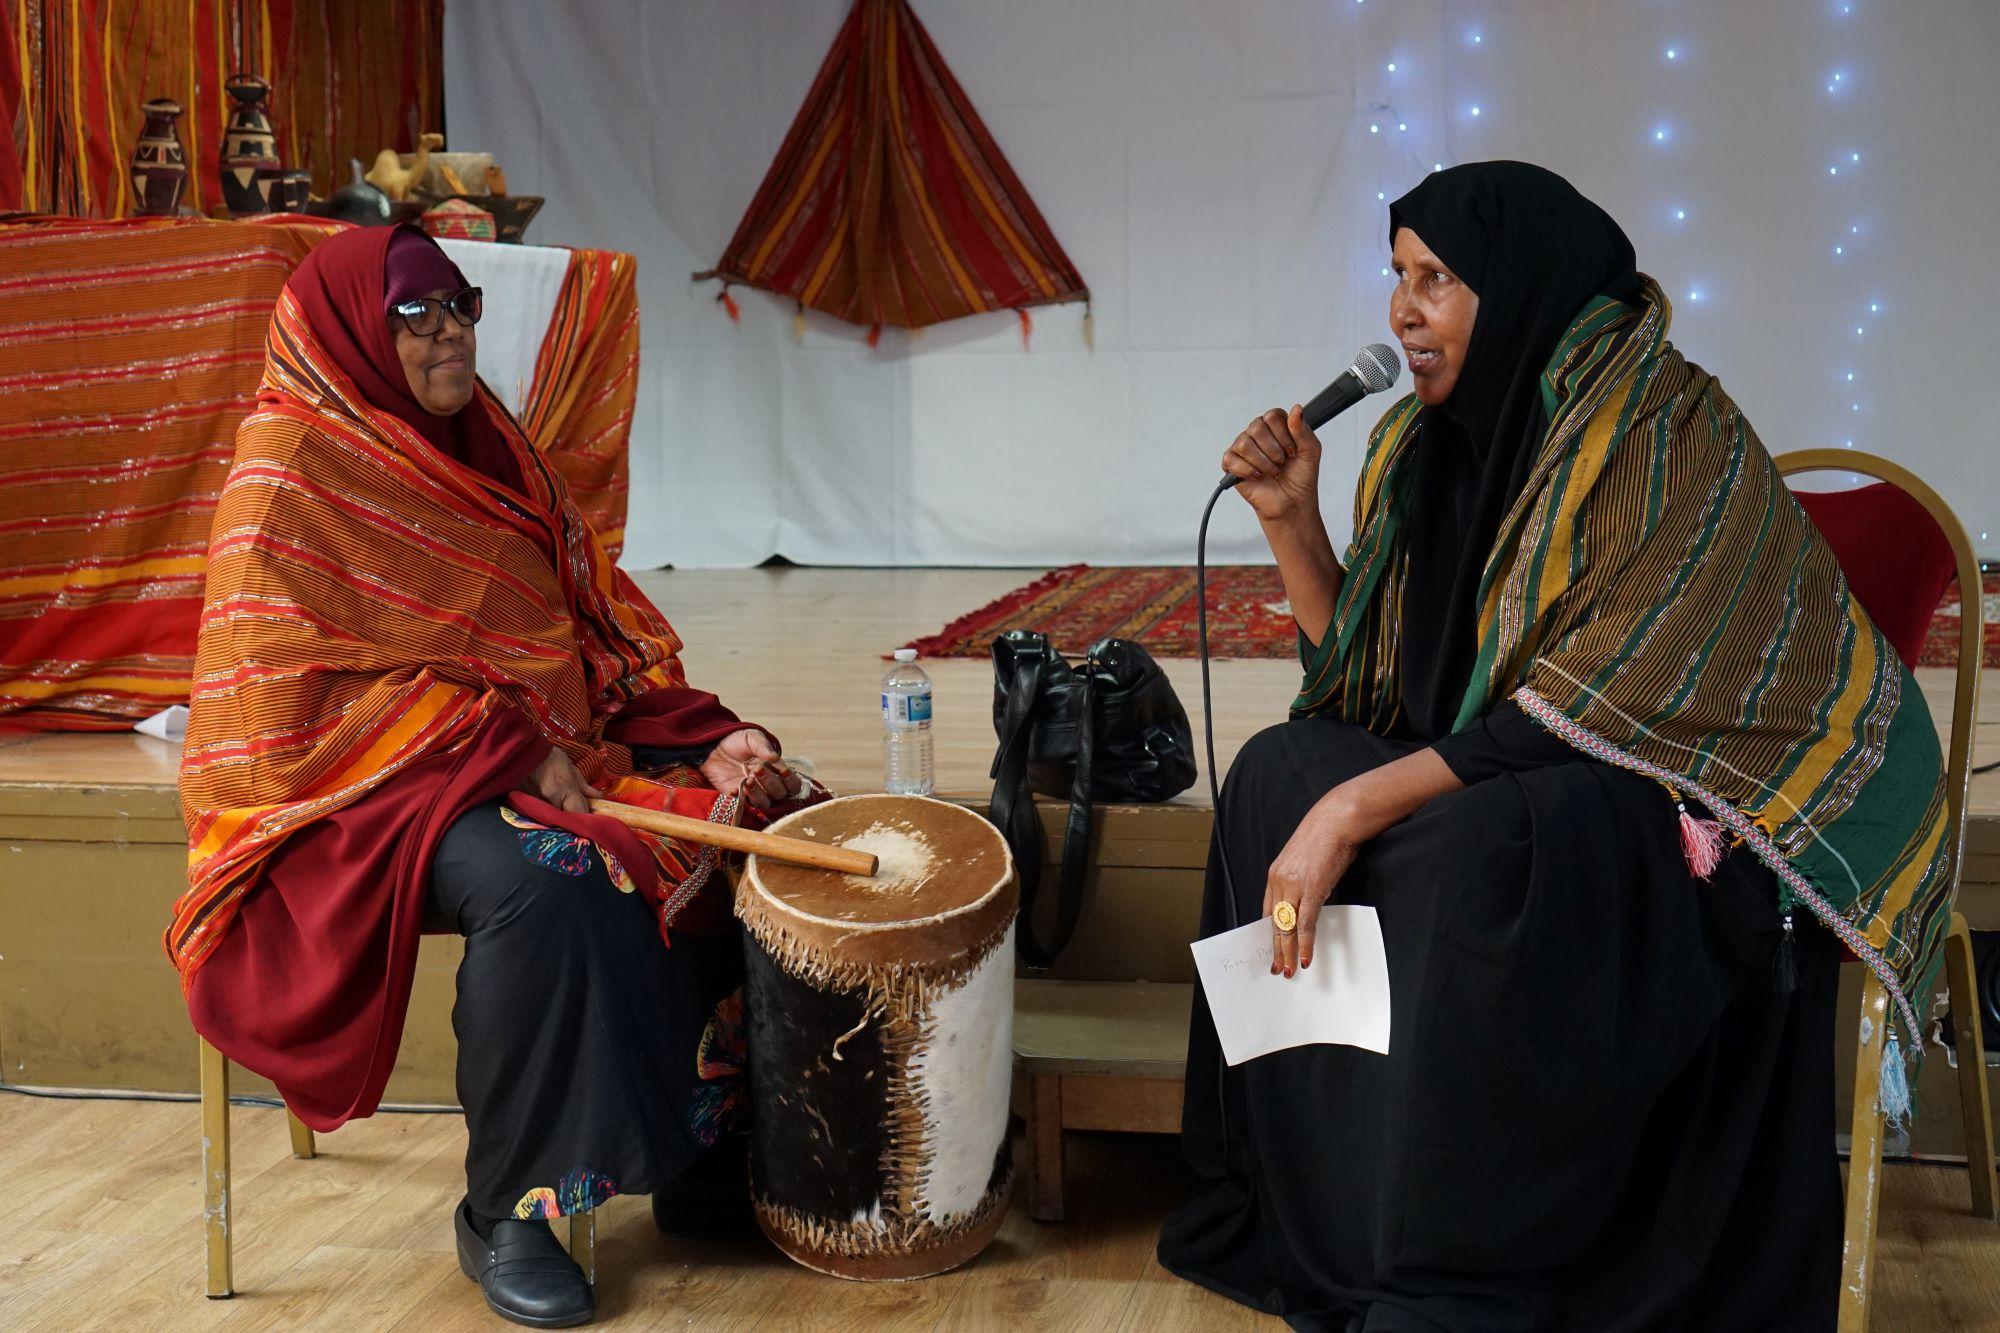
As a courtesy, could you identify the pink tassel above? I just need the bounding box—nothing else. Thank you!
[717,287,741,323]
[1016,306,1033,349]
[866,323,882,349]
[1678,803,1726,880]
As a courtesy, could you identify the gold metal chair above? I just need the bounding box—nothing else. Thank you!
[1774,449,1997,1332]
[199,1037,596,1298]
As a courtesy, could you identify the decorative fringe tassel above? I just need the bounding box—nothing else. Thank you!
[1016,307,1033,349]
[1081,304,1094,351]
[717,286,741,323]
[1675,799,1726,880]
[1880,1031,1913,1131]
[866,323,882,349]
[791,305,806,342]
[1771,912,1798,994]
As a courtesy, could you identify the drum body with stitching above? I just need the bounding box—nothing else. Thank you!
[737,793,1017,1281]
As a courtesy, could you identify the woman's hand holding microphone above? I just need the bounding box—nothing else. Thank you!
[1222,404,1325,526]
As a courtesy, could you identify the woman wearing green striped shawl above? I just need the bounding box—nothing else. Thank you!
[1160,162,1946,1329]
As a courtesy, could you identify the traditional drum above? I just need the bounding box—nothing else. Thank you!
[737,793,1017,1281]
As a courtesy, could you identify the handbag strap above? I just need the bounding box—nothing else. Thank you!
[1044,662,1098,966]
[1010,657,1097,969]
[988,651,1050,963]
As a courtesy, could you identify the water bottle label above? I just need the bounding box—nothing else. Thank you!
[882,690,933,727]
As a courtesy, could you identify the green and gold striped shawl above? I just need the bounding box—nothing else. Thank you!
[1298,277,1949,1047]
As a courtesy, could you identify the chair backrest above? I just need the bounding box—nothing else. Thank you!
[1775,448,1984,883]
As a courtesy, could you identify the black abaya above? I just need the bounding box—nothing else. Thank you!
[425,802,746,1223]
[1157,720,1842,1331]
[1162,162,1844,1327]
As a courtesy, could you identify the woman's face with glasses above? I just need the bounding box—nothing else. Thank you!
[391,286,482,416]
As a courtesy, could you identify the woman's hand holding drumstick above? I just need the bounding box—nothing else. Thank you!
[590,798,878,877]
[704,728,805,810]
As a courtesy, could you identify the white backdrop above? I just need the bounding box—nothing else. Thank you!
[447,0,2000,570]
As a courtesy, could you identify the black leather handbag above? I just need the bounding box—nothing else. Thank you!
[987,630,1197,967]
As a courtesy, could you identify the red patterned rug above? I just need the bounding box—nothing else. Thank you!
[1924,569,2000,670]
[907,565,1300,660]
[910,565,2000,668]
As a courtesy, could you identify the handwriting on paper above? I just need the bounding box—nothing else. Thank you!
[1189,906,1392,1065]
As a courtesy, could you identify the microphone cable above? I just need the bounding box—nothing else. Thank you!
[1198,474,1244,1158]
[1197,475,1239,929]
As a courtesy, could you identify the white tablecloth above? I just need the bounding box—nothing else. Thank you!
[440,238,569,419]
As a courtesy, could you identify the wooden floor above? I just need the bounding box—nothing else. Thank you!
[2,1092,1999,1331]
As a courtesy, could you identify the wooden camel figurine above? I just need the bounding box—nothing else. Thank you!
[365,132,444,202]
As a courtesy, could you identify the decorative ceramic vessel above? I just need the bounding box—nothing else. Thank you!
[312,158,395,225]
[219,74,279,216]
[131,98,188,216]
[269,169,312,214]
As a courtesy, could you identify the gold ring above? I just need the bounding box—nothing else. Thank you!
[1272,901,1297,933]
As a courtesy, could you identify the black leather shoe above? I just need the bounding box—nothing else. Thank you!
[454,1199,594,1328]
[652,1135,754,1235]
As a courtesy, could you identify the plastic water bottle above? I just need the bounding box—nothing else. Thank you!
[882,647,935,795]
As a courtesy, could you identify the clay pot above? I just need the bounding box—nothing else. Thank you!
[131,98,188,216]
[312,158,394,225]
[268,169,313,214]
[219,73,279,216]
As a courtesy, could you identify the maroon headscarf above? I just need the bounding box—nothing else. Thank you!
[283,223,522,489]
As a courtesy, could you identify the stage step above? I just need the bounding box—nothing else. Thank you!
[6,731,2000,1165]
[1013,978,1194,1221]
[0,734,1212,1103]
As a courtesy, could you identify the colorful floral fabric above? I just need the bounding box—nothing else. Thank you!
[687,989,747,1148]
[514,1167,619,1221]
[499,806,638,893]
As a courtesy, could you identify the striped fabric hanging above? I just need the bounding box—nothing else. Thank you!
[694,0,1087,335]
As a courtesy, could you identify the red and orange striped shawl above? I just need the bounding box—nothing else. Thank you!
[167,285,701,981]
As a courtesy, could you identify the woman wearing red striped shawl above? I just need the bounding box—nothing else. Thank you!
[1160,162,1948,1328]
[168,225,807,1328]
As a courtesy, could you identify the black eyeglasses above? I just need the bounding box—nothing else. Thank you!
[390,286,483,337]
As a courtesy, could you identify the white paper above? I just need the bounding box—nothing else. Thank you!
[135,704,187,744]
[1190,907,1392,1065]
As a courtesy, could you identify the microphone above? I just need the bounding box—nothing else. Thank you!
[1220,342,1402,489]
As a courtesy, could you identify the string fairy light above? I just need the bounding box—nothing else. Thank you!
[1326,4,1982,552]
[1352,5,1901,507]
[1818,6,1882,483]
[1826,14,1871,456]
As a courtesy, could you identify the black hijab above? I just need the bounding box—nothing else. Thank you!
[1386,161,1641,738]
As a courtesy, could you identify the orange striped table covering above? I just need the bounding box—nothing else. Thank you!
[0,217,330,730]
[0,218,642,729]
[517,246,638,556]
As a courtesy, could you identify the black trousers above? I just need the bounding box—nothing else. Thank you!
[1158,718,1842,1332]
[424,802,746,1222]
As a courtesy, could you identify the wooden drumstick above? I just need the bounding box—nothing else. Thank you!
[588,798,879,877]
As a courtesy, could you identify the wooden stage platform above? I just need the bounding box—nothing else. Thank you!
[1,567,1997,1099]
[4,563,1994,812]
